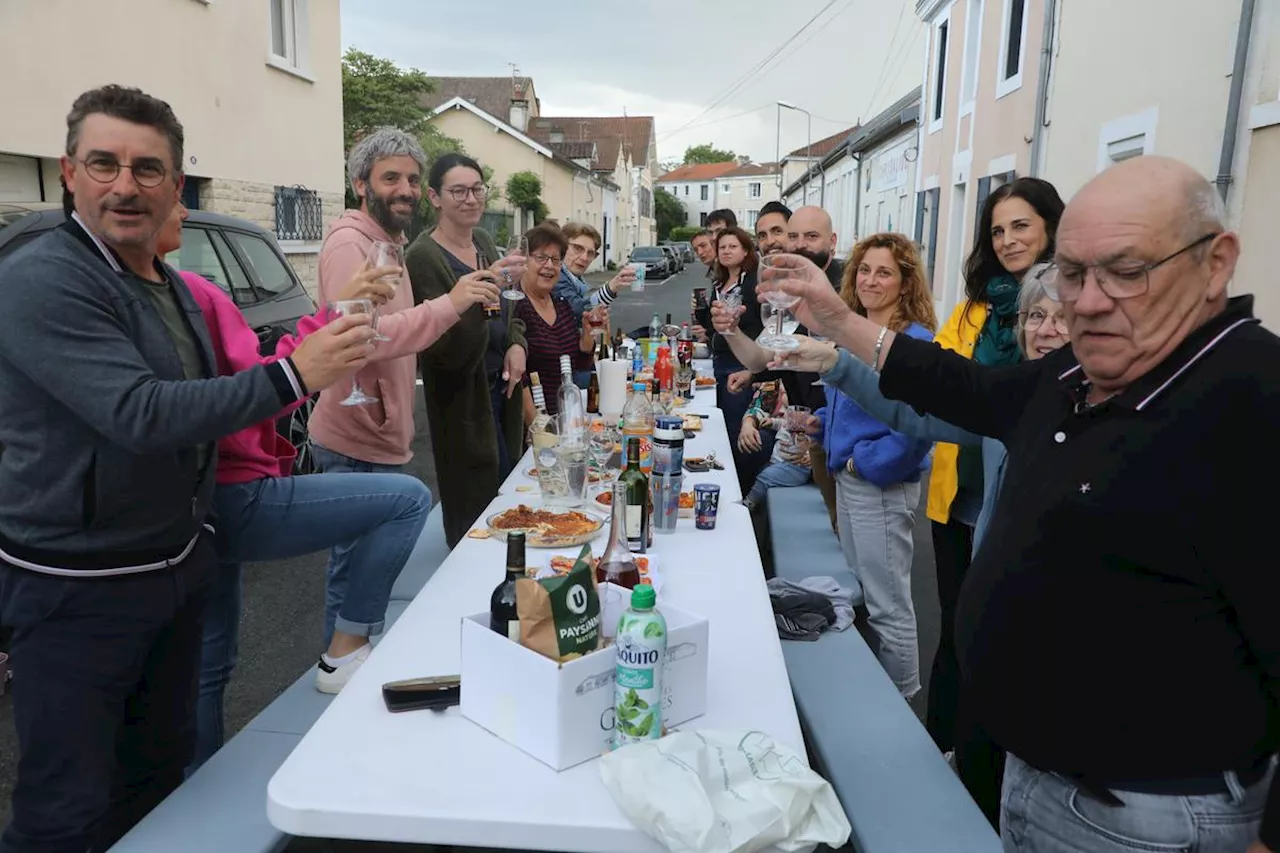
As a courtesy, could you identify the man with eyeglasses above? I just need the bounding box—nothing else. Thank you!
[554,222,637,321]
[759,155,1280,853]
[0,86,374,853]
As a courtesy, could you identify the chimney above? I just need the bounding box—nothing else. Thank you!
[509,78,529,132]
[736,154,751,166]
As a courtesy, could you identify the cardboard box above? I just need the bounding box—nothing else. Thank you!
[460,588,708,770]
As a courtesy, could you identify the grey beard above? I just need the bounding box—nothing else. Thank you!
[367,192,415,235]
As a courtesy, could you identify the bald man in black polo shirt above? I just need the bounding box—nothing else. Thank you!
[763,156,1280,853]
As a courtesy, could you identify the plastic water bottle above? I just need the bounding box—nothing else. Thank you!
[612,584,666,749]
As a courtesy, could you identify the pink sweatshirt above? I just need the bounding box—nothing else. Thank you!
[180,270,304,484]
[306,210,461,465]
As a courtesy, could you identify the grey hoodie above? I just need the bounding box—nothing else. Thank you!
[0,218,305,575]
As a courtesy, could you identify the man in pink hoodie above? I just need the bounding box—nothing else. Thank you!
[307,127,500,643]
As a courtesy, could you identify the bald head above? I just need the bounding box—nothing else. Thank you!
[1054,155,1239,397]
[790,206,837,268]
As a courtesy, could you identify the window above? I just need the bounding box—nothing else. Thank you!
[721,182,730,193]
[748,182,762,199]
[684,185,689,196]
[959,0,984,113]
[996,0,1028,98]
[227,231,297,297]
[274,185,323,242]
[700,184,709,201]
[699,212,708,226]
[268,0,311,77]
[930,16,950,131]
[165,227,234,297]
[746,210,759,229]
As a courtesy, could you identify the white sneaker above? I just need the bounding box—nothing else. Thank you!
[315,644,372,694]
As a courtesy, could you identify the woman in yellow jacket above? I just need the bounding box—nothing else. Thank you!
[927,178,1064,774]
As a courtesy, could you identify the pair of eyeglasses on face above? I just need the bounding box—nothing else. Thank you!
[1037,233,1220,302]
[444,185,487,202]
[531,253,562,267]
[1020,309,1069,333]
[568,243,599,260]
[80,155,168,188]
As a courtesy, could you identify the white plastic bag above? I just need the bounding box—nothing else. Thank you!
[599,729,851,853]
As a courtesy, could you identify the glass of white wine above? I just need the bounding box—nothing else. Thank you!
[327,299,379,406]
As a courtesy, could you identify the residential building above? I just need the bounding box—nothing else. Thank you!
[655,162,740,228]
[913,0,1047,317]
[425,91,618,264]
[779,127,859,203]
[528,114,658,259]
[1037,0,1280,329]
[0,0,345,296]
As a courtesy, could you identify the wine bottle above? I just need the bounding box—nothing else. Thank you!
[489,532,526,640]
[618,436,649,552]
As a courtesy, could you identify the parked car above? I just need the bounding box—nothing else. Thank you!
[0,203,321,473]
[659,245,684,273]
[662,240,694,263]
[628,245,671,279]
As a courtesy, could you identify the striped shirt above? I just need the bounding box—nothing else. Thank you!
[517,295,590,415]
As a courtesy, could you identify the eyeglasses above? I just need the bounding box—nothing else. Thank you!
[79,156,168,188]
[444,185,487,202]
[531,253,562,267]
[1038,233,1220,302]
[567,243,599,260]
[1021,309,1068,334]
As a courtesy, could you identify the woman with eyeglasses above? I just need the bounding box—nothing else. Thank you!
[555,222,636,321]
[768,264,1068,828]
[406,152,528,548]
[515,223,599,420]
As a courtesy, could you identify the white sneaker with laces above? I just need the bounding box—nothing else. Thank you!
[315,644,372,694]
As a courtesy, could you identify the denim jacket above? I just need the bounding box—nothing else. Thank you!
[822,348,1008,550]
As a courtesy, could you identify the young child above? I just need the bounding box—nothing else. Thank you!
[741,381,812,511]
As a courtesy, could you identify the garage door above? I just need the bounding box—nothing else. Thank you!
[0,153,41,202]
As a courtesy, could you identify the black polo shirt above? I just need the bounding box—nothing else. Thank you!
[880,296,1280,844]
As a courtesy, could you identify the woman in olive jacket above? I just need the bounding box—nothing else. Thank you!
[407,153,527,547]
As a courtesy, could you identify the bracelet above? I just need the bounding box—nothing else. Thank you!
[872,326,888,372]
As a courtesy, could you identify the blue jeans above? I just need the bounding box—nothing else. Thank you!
[192,466,430,770]
[745,459,812,505]
[1000,752,1273,852]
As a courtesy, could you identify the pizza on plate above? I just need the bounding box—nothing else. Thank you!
[489,505,600,541]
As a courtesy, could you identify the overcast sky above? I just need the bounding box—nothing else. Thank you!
[341,0,926,165]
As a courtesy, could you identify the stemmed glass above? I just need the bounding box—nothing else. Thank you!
[500,235,528,301]
[588,417,619,487]
[366,241,402,341]
[586,305,608,337]
[328,299,379,406]
[756,256,803,354]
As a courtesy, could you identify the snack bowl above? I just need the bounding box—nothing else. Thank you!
[486,505,606,548]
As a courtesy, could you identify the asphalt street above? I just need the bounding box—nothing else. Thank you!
[0,262,938,852]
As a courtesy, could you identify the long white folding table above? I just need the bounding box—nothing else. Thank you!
[267,377,808,851]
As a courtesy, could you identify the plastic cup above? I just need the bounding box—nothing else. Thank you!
[651,473,682,534]
[693,483,721,530]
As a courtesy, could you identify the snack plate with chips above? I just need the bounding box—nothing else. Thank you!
[485,505,605,548]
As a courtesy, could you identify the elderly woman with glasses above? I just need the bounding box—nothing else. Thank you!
[515,223,599,422]
[554,221,636,321]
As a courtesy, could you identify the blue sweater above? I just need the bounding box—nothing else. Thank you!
[812,322,935,489]
[822,348,1009,550]
[552,265,615,320]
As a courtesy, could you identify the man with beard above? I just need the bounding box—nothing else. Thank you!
[754,201,794,257]
[308,128,499,626]
[788,205,842,288]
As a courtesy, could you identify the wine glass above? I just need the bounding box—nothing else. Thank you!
[327,299,379,406]
[366,241,402,341]
[757,257,802,353]
[716,289,743,337]
[501,235,528,301]
[586,305,608,337]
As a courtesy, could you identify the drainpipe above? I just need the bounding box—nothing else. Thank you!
[1216,0,1257,201]
[853,150,864,243]
[1028,0,1059,177]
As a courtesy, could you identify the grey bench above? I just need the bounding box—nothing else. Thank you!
[108,506,447,853]
[767,485,1000,853]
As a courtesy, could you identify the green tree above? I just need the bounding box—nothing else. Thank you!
[654,188,686,242]
[669,225,701,242]
[682,143,737,165]
[341,47,471,236]
[505,171,549,226]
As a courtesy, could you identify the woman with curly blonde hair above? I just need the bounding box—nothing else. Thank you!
[810,232,936,702]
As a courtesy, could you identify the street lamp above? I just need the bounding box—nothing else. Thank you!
[776,101,812,202]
